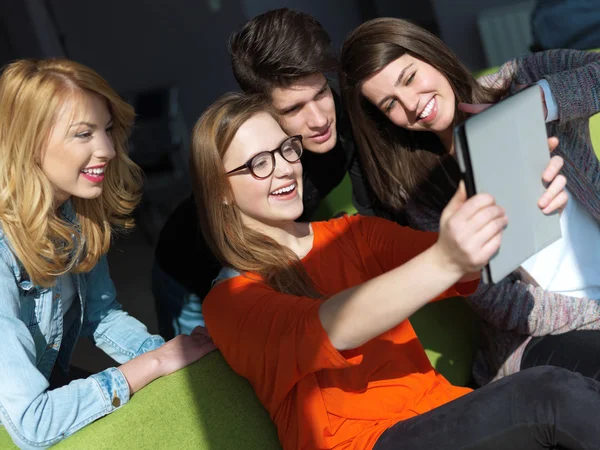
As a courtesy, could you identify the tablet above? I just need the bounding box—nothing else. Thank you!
[454,85,562,284]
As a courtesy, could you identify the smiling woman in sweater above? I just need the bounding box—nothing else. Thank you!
[340,17,600,386]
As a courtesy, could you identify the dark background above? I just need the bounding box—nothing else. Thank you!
[0,0,538,372]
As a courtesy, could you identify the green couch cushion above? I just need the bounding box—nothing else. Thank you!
[55,352,280,450]
[410,297,481,387]
[0,426,16,449]
[0,352,281,449]
[310,173,357,221]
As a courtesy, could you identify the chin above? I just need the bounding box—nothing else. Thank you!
[75,189,103,200]
[279,203,305,222]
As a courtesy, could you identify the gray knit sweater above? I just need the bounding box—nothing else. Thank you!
[404,49,600,385]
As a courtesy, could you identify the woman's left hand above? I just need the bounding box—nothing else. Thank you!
[458,103,567,215]
[538,137,568,215]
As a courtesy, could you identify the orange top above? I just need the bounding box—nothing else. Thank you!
[204,216,476,450]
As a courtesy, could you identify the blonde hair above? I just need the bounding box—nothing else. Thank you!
[190,92,320,298]
[0,58,143,287]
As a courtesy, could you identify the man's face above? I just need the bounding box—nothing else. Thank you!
[270,73,337,154]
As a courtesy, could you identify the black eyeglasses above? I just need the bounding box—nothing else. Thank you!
[225,135,303,179]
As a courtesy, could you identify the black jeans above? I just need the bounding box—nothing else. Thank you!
[373,366,600,450]
[521,330,600,381]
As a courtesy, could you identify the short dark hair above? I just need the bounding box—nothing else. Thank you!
[229,8,337,96]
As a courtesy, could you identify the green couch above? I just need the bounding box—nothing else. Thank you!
[2,74,600,450]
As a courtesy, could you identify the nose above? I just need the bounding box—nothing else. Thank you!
[397,88,419,115]
[273,152,295,177]
[306,102,328,129]
[95,131,116,161]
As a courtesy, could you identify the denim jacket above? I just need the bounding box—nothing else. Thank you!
[0,201,165,449]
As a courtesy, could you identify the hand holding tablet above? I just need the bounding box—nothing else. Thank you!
[454,86,563,284]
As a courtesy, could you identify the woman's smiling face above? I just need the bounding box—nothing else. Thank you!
[223,112,304,229]
[361,54,456,143]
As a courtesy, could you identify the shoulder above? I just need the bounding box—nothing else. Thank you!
[203,272,282,327]
[212,266,242,287]
[314,214,356,235]
[317,214,396,240]
[0,227,23,282]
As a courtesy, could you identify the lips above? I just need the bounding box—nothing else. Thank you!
[417,96,438,123]
[80,164,106,183]
[309,125,332,144]
[270,182,296,196]
[269,182,299,203]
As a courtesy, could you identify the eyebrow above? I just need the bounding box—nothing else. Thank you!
[376,63,414,108]
[245,136,291,161]
[69,117,114,130]
[277,80,329,113]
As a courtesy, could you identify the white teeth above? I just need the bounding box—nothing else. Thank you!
[271,183,296,195]
[81,167,105,175]
[419,98,435,119]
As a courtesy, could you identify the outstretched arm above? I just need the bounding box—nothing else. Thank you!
[319,183,505,350]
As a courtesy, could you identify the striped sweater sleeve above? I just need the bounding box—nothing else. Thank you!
[478,49,600,123]
[465,273,600,336]
[513,49,600,122]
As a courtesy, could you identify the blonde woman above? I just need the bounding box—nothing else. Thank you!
[0,59,215,449]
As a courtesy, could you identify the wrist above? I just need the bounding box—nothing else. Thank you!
[146,348,166,378]
[119,350,163,394]
[428,242,466,284]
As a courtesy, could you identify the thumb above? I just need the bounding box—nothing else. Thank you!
[458,102,493,115]
[444,181,467,217]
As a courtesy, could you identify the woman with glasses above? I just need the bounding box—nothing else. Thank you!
[225,135,303,179]
[191,92,600,450]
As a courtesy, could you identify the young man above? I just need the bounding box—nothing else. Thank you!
[152,8,376,338]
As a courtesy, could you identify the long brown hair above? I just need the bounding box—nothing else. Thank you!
[340,18,508,212]
[0,58,142,287]
[190,92,320,298]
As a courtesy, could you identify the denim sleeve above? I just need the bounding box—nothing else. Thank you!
[80,256,165,364]
[0,257,130,449]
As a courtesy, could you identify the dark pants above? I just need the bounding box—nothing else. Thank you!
[521,330,600,381]
[151,262,205,340]
[374,366,600,450]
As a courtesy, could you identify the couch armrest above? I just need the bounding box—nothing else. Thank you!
[51,352,281,450]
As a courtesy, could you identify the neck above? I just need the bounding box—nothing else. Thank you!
[438,128,454,154]
[245,217,313,259]
[53,189,71,210]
